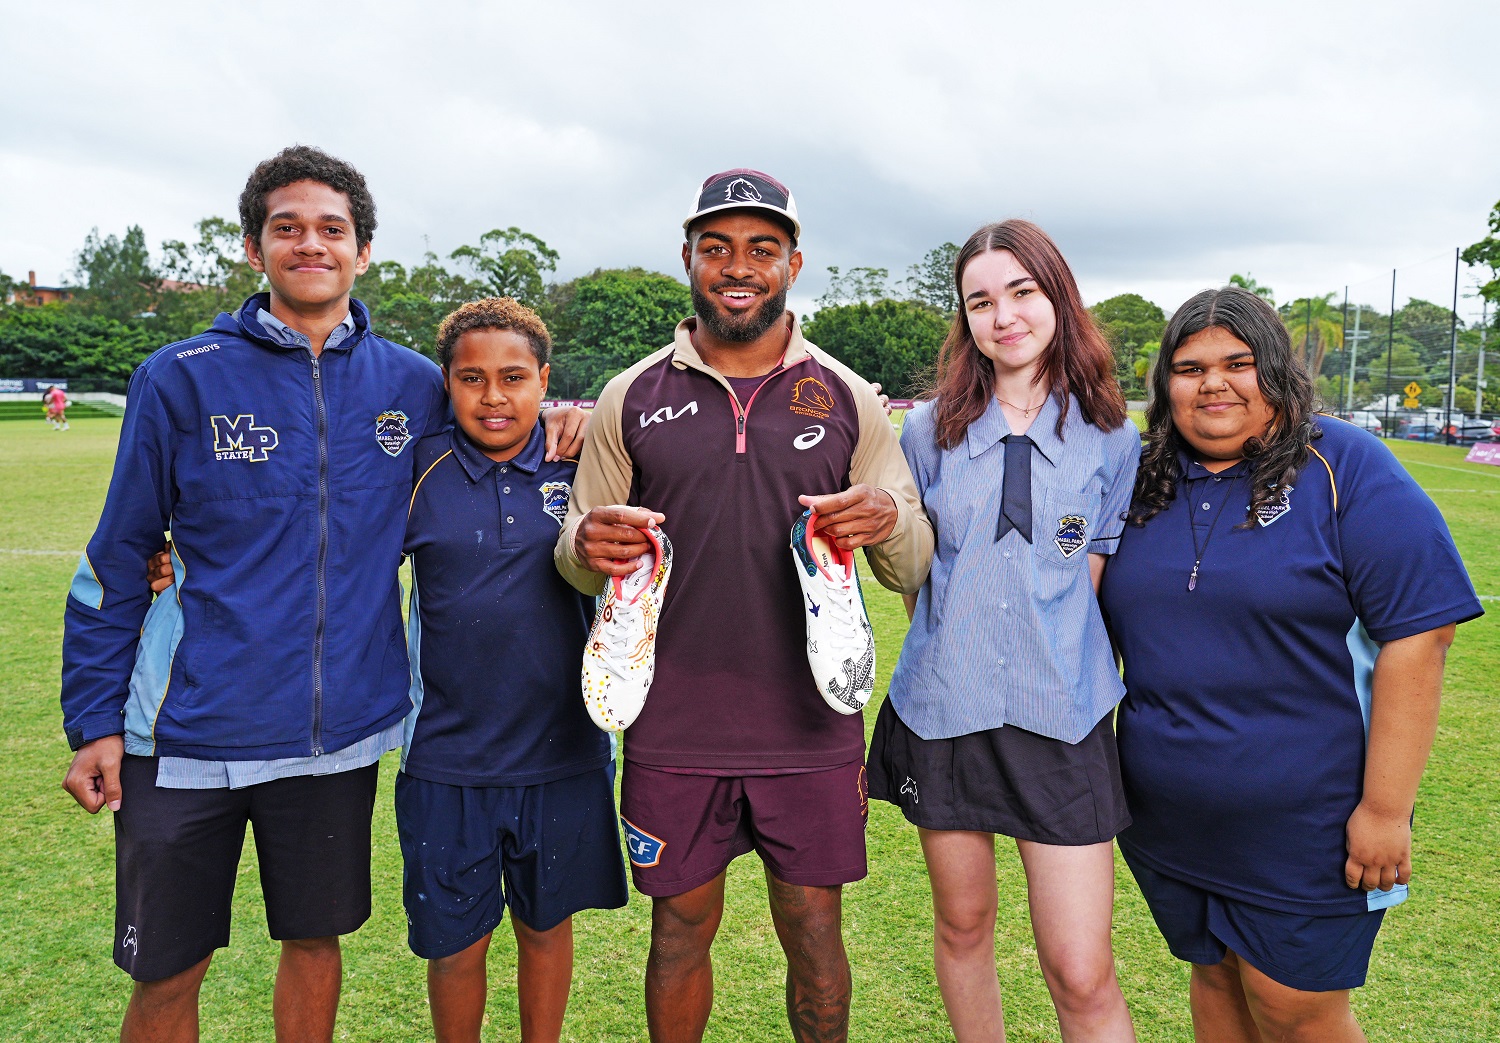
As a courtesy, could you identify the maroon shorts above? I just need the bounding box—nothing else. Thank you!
[618,761,869,897]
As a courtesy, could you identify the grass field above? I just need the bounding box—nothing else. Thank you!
[1,417,1497,1041]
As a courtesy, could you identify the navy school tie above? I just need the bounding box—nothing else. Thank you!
[996,434,1033,543]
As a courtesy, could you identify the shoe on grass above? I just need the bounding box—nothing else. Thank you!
[790,509,875,714]
[582,520,672,732]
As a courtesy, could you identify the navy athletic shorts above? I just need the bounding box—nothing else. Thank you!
[394,766,628,959]
[114,755,377,982]
[1125,855,1387,992]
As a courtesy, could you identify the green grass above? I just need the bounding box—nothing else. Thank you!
[1,418,1496,1040]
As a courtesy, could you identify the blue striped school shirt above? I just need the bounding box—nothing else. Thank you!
[887,394,1140,744]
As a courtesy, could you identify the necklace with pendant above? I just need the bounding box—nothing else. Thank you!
[996,392,1046,418]
[1186,475,1238,592]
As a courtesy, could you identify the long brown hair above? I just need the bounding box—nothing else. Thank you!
[927,220,1125,450]
[1129,286,1319,527]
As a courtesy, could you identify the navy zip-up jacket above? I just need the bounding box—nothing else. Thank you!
[61,294,447,760]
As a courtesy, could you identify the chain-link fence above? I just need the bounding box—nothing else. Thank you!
[1315,251,1494,444]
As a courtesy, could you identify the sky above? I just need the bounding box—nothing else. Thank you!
[2,0,1496,322]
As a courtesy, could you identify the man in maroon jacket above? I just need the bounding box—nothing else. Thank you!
[557,169,932,1042]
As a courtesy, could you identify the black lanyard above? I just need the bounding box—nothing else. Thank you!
[1186,474,1239,592]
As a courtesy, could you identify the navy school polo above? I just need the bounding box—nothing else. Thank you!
[1100,417,1482,915]
[402,423,610,787]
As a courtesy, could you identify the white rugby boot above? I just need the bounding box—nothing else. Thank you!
[790,509,875,714]
[581,520,673,732]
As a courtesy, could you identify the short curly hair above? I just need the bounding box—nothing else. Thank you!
[239,145,378,249]
[435,297,552,370]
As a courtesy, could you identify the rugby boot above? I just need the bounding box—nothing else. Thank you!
[790,509,875,714]
[581,520,673,732]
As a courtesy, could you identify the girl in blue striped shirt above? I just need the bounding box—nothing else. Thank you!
[868,219,1141,1043]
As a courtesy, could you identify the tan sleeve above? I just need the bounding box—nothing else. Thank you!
[815,349,934,595]
[554,367,637,596]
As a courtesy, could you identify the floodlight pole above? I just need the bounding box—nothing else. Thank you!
[1346,301,1364,414]
[1479,297,1489,418]
[1339,287,1349,412]
[1383,270,1396,437]
[1445,248,1460,445]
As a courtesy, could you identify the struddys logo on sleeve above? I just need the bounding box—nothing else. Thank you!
[375,411,412,457]
[790,376,835,420]
[211,414,279,461]
[1054,514,1088,558]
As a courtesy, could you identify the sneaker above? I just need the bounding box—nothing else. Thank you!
[790,509,875,714]
[581,521,673,732]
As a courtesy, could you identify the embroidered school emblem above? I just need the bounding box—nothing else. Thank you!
[790,376,834,419]
[374,411,412,457]
[1255,486,1294,527]
[1054,515,1088,558]
[622,817,665,868]
[211,414,279,461]
[540,481,571,526]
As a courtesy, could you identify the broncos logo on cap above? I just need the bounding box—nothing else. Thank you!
[724,178,763,203]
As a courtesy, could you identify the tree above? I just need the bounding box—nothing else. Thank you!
[905,243,960,316]
[801,299,948,399]
[450,227,559,308]
[1229,273,1275,305]
[1091,293,1166,397]
[1461,198,1500,305]
[73,225,159,322]
[154,217,265,341]
[548,268,693,397]
[352,255,485,358]
[0,306,156,392]
[1394,298,1461,369]
[816,266,890,308]
[1280,294,1343,380]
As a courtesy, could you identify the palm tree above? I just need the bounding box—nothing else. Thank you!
[1282,294,1344,380]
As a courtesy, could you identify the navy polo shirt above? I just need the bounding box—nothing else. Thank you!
[1100,417,1481,915]
[402,423,609,787]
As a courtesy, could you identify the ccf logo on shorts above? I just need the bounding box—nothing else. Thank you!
[621,817,665,867]
[211,414,279,461]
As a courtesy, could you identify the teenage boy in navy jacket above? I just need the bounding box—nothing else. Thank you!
[400,298,627,1042]
[58,146,582,1043]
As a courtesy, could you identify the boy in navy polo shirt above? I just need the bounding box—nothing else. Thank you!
[400,298,626,1042]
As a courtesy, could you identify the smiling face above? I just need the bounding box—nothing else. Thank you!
[245,179,371,313]
[1167,326,1277,469]
[683,210,802,344]
[960,249,1057,382]
[443,328,549,463]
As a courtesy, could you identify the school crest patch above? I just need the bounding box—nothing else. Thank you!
[1255,486,1293,527]
[540,481,571,526]
[1054,515,1088,558]
[374,411,412,457]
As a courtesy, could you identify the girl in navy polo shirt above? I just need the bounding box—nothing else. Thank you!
[1101,287,1481,1042]
[868,220,1140,1041]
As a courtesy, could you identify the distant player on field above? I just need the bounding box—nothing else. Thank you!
[45,384,68,429]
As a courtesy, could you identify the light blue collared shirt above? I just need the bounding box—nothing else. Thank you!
[887,395,1141,744]
[156,306,400,789]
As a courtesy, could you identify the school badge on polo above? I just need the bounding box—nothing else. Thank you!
[1255,486,1293,527]
[1054,515,1088,558]
[540,481,571,526]
[374,411,412,457]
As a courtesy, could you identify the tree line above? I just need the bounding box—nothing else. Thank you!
[4,202,1499,406]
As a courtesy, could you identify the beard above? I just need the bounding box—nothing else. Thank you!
[691,280,790,343]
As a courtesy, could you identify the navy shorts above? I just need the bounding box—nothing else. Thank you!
[394,766,628,959]
[618,760,869,898]
[1125,855,1387,992]
[114,756,377,982]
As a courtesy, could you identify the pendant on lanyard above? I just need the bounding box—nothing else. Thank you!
[1186,475,1238,592]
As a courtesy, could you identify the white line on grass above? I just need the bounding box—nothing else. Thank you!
[1402,459,1500,479]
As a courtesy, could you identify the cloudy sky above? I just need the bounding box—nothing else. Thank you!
[3,0,1496,320]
